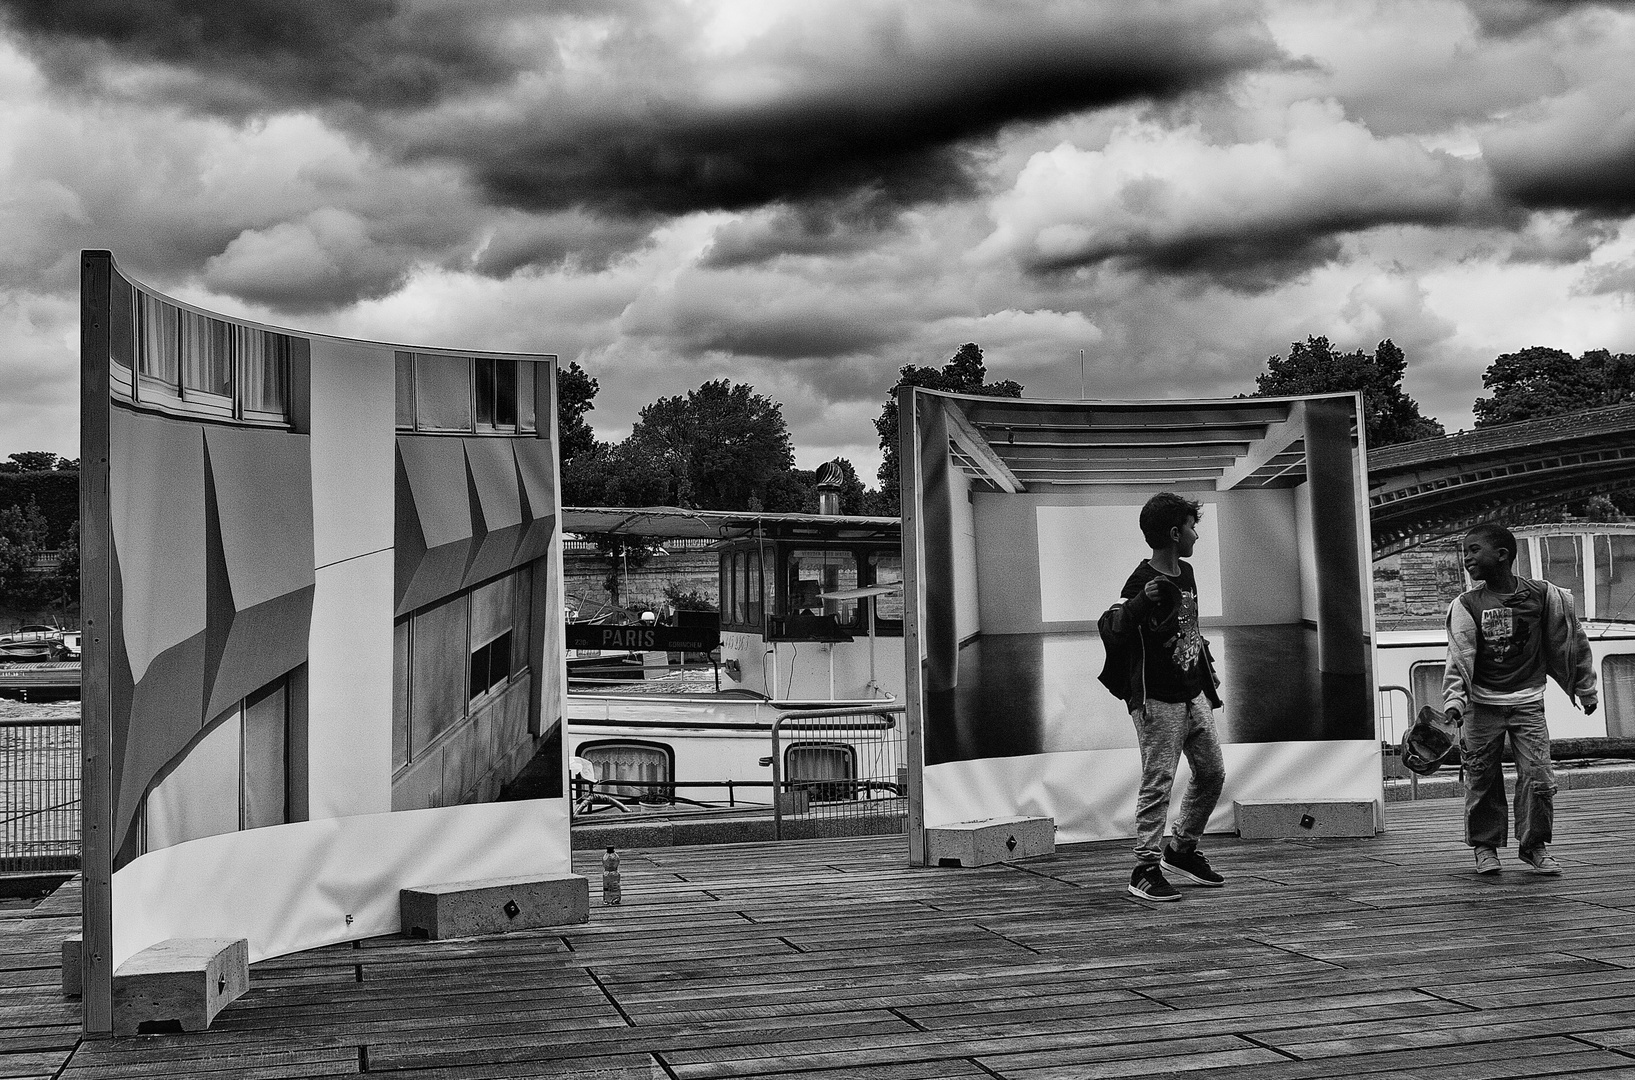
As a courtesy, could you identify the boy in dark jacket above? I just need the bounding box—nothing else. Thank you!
[1097,492,1226,902]
[1444,522,1596,876]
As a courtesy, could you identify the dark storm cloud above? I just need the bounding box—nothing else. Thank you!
[1488,141,1635,215]
[701,201,901,269]
[0,0,530,113]
[3,1,1284,221]
[1037,231,1348,294]
[445,7,1284,218]
[1465,0,1635,37]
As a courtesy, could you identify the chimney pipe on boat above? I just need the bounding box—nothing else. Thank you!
[815,460,844,516]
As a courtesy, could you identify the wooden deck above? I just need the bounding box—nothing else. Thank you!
[5,789,1635,1079]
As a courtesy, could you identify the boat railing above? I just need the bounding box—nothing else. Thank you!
[770,704,908,841]
[0,715,81,873]
[571,777,777,816]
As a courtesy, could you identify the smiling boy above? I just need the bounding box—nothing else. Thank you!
[1444,523,1597,876]
[1097,492,1226,902]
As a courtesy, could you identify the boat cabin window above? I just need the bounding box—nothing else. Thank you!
[1513,538,1532,579]
[1538,534,1585,618]
[869,551,903,631]
[1408,661,1444,721]
[720,548,764,629]
[776,549,860,640]
[785,742,856,802]
[1602,655,1635,739]
[579,740,673,801]
[1595,534,1635,622]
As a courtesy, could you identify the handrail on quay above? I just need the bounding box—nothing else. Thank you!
[771,704,907,840]
[0,715,81,874]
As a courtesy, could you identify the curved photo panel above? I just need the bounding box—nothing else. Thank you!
[80,252,568,1009]
[902,388,1382,846]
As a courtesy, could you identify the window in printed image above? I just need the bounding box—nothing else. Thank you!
[517,361,537,432]
[476,357,517,430]
[180,309,233,401]
[137,292,179,385]
[241,680,288,830]
[239,328,289,417]
[410,591,470,752]
[415,354,472,431]
[395,351,415,429]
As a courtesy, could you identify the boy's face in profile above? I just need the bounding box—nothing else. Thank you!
[1462,533,1509,583]
[1172,516,1198,558]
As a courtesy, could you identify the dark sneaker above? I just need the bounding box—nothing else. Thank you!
[1519,846,1562,875]
[1163,845,1225,887]
[1128,863,1181,902]
[1474,845,1501,874]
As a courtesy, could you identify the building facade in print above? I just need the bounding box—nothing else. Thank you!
[80,251,570,1012]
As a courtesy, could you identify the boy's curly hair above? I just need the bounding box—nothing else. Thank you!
[1464,522,1518,566]
[1139,492,1203,549]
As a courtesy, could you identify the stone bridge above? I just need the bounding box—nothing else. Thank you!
[1367,402,1635,557]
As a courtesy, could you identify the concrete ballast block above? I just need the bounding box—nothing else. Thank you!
[1235,800,1378,838]
[111,937,249,1035]
[401,873,590,940]
[927,816,1056,867]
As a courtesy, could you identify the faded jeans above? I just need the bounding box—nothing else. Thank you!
[1461,698,1555,852]
[1131,693,1225,864]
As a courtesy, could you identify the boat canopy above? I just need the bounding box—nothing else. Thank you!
[562,506,900,543]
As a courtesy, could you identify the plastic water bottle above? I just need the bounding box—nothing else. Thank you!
[601,847,622,906]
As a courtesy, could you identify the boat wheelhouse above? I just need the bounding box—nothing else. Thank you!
[561,506,905,810]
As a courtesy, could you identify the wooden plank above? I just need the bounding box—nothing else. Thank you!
[9,789,1635,1079]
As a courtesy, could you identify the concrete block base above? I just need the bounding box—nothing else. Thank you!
[927,816,1056,867]
[1235,800,1378,838]
[401,874,589,940]
[111,937,249,1035]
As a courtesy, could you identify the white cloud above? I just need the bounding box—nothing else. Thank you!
[977,99,1495,279]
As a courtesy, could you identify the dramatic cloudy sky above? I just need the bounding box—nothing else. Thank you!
[2,0,1633,481]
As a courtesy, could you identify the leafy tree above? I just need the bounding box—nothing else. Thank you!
[50,520,79,609]
[662,582,716,612]
[1252,337,1444,446]
[556,361,600,469]
[625,380,795,510]
[874,343,1023,511]
[0,499,47,606]
[0,451,59,474]
[561,439,668,508]
[1473,346,1635,426]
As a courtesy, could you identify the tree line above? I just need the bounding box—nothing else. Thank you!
[3,338,1630,616]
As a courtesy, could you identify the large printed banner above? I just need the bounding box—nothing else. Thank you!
[902,389,1383,848]
[80,251,569,1029]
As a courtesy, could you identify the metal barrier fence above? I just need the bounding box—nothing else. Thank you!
[1378,683,1413,746]
[0,716,81,872]
[771,704,907,840]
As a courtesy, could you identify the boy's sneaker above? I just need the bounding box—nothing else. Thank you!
[1128,863,1181,902]
[1162,845,1225,887]
[1474,845,1501,874]
[1519,846,1562,875]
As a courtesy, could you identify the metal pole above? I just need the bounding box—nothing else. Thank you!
[770,717,783,840]
[1080,349,1085,399]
